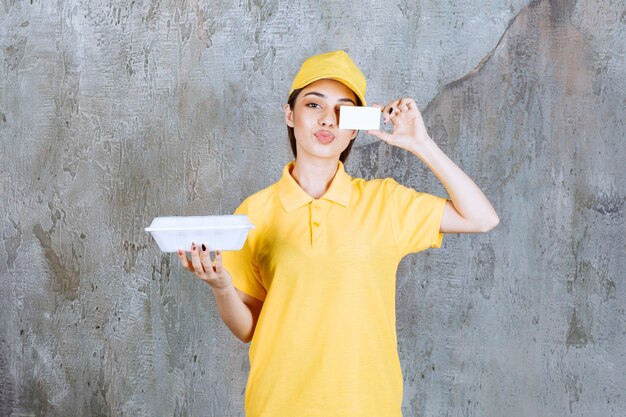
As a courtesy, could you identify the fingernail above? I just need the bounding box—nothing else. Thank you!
[216,250,221,255]
[178,250,183,256]
[191,243,196,251]
[388,107,393,114]
[202,244,206,252]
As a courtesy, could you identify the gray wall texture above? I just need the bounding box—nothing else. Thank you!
[1,0,624,416]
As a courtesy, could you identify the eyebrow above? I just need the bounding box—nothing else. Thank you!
[303,91,357,105]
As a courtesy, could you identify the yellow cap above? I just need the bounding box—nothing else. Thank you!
[289,50,367,106]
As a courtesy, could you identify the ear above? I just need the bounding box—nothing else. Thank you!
[283,103,294,128]
[350,130,358,141]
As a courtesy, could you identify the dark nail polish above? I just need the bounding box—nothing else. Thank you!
[202,244,206,252]
[388,107,393,114]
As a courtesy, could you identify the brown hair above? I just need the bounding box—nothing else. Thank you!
[286,87,362,164]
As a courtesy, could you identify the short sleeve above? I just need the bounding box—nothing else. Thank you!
[221,199,267,302]
[386,179,448,257]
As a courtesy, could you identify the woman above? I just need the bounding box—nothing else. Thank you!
[177,50,499,417]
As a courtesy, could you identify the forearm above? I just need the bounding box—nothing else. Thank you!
[410,137,499,228]
[211,284,255,343]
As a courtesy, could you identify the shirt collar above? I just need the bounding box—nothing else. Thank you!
[278,160,352,212]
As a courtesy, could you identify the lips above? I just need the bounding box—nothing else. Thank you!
[314,130,335,144]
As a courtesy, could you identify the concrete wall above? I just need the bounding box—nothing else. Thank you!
[1,0,624,416]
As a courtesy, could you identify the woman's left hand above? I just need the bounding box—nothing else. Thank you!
[366,98,432,152]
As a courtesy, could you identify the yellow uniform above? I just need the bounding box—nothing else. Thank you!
[222,160,448,417]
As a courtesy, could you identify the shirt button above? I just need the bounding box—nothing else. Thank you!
[313,205,321,210]
[313,221,320,227]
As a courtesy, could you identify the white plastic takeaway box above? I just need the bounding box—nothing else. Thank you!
[145,215,255,253]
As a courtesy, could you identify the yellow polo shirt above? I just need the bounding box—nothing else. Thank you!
[222,160,447,417]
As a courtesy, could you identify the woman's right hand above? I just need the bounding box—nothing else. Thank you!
[177,243,233,291]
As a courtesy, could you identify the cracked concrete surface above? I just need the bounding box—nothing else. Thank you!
[1,0,624,416]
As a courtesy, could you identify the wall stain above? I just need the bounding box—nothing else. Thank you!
[2,36,26,73]
[32,204,82,302]
[3,217,21,269]
[585,191,624,220]
[548,0,577,23]
[564,373,582,413]
[566,308,590,348]
[123,240,149,273]
[426,112,451,151]
[192,1,216,48]
[252,46,276,73]
[0,339,16,416]
[17,378,50,416]
[470,242,496,299]
[567,256,616,302]
[185,153,201,201]
[152,253,171,299]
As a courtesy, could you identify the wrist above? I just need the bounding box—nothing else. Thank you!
[211,283,234,295]
[409,136,438,157]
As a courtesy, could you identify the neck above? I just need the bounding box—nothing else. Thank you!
[290,157,340,199]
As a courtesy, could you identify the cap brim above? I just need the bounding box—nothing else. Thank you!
[290,76,367,107]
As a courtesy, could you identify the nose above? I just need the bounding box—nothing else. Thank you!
[319,108,339,127]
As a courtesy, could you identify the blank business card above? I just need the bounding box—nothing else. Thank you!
[339,106,381,130]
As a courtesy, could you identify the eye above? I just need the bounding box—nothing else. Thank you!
[306,102,321,109]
